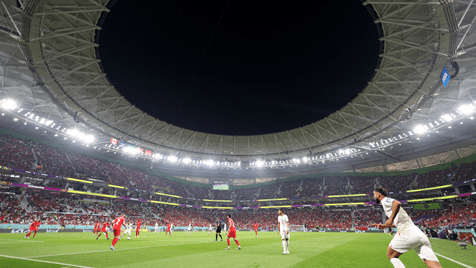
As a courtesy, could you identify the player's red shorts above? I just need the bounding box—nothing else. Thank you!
[166,228,170,232]
[35,228,39,231]
[101,228,107,233]
[228,228,236,238]
[113,228,120,236]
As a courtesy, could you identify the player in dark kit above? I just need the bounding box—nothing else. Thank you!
[215,218,222,242]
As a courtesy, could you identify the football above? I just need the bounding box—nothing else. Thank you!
[127,237,130,240]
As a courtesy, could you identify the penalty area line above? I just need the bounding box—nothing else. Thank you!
[0,254,93,268]
[434,253,473,268]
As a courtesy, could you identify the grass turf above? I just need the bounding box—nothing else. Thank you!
[0,231,474,267]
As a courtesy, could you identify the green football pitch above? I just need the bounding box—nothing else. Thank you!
[0,231,474,268]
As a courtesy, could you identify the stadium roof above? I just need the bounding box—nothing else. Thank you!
[1,0,476,177]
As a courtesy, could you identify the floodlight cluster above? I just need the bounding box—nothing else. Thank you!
[1,98,96,144]
[369,103,475,150]
[2,98,476,170]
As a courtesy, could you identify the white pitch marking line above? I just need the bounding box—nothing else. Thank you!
[0,238,43,242]
[0,254,94,268]
[29,241,210,258]
[435,253,474,268]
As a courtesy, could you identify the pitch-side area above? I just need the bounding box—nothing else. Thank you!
[0,232,474,267]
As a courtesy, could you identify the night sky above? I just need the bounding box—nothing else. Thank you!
[99,1,379,135]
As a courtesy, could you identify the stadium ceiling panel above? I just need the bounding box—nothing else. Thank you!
[1,0,476,164]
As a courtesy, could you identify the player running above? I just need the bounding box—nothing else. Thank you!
[223,222,227,235]
[154,222,159,234]
[93,221,99,235]
[24,219,37,239]
[96,220,111,240]
[254,222,259,238]
[186,223,192,235]
[165,223,172,236]
[372,188,442,268]
[215,218,223,242]
[120,221,133,240]
[225,214,241,250]
[135,219,142,237]
[278,209,290,255]
[111,214,126,250]
[208,223,212,235]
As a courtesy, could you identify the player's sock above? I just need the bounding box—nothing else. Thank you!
[219,234,222,240]
[390,258,405,268]
[26,231,31,237]
[286,240,289,252]
[97,234,101,238]
[282,241,286,253]
[235,239,240,247]
[227,239,230,246]
[112,238,118,246]
[33,231,36,238]
[106,233,108,238]
[215,234,218,241]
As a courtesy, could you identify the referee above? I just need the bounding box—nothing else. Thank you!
[215,218,223,242]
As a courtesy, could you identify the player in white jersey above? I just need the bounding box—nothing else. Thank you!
[208,223,212,235]
[278,208,290,255]
[171,223,174,233]
[119,222,133,240]
[372,188,441,268]
[186,223,192,234]
[154,222,159,234]
[223,223,227,235]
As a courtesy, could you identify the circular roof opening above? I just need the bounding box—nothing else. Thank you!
[100,1,379,135]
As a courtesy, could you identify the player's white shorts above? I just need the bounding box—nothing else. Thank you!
[280,230,290,240]
[125,229,132,235]
[389,226,438,261]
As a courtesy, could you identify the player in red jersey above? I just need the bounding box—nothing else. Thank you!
[96,220,111,240]
[254,222,258,238]
[225,215,241,250]
[33,219,41,238]
[165,223,172,236]
[24,219,37,239]
[93,221,99,235]
[135,220,142,237]
[110,214,126,250]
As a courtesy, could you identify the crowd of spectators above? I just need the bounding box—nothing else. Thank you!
[1,133,476,205]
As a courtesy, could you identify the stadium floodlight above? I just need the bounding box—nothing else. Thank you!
[84,135,95,143]
[293,158,300,164]
[458,104,475,115]
[413,125,428,135]
[40,118,45,124]
[441,114,452,122]
[182,157,191,164]
[1,99,17,110]
[67,128,80,138]
[153,153,162,159]
[303,157,308,162]
[45,120,53,126]
[168,155,178,163]
[256,161,264,167]
[204,160,215,166]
